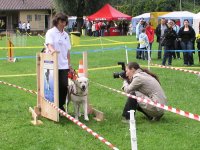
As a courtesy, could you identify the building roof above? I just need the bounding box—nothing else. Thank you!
[0,0,54,10]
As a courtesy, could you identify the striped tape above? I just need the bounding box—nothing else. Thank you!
[152,64,200,75]
[0,80,119,150]
[92,82,200,122]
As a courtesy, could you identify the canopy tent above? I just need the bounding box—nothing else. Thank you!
[193,12,200,34]
[87,4,132,21]
[158,11,196,27]
[131,13,150,33]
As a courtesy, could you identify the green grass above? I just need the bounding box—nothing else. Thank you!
[0,35,200,150]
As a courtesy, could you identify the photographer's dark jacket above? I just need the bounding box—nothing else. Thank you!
[163,28,177,46]
[122,69,167,117]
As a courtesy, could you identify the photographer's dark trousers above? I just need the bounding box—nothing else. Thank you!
[59,69,69,111]
[122,92,152,120]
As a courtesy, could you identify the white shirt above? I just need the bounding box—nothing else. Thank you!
[139,32,149,48]
[27,23,31,29]
[18,23,22,29]
[22,23,26,29]
[45,27,71,69]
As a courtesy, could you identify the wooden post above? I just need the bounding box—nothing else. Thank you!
[29,107,43,125]
[7,39,15,62]
[83,51,104,121]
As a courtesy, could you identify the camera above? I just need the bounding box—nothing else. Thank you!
[113,62,127,79]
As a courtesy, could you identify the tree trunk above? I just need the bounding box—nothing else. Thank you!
[76,0,85,34]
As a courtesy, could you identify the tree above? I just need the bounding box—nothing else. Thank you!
[54,0,109,33]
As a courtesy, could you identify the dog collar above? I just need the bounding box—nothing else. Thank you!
[71,92,87,97]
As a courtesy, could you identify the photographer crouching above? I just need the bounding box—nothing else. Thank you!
[120,62,167,123]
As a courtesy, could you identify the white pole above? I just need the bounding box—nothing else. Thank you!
[125,45,129,64]
[147,45,151,70]
[99,36,104,50]
[130,110,137,150]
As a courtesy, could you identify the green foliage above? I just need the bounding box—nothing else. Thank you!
[109,0,200,16]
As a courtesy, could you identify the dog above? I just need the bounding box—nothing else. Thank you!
[66,76,89,121]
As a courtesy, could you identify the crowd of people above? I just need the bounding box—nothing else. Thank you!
[18,21,31,34]
[136,17,200,65]
[71,20,130,37]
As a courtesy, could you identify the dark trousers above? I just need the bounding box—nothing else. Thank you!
[122,93,152,120]
[198,51,200,63]
[174,40,181,59]
[162,45,174,65]
[59,69,69,110]
[158,41,164,59]
[140,48,148,60]
[197,43,200,63]
[180,41,194,65]
[136,38,142,59]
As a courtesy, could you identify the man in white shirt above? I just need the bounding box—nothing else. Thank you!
[26,21,31,34]
[22,22,26,33]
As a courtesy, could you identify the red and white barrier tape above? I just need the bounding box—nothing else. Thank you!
[45,98,119,150]
[152,64,200,75]
[92,82,200,122]
[0,80,119,150]
[0,81,37,95]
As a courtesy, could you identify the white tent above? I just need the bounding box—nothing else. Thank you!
[193,12,200,34]
[158,11,195,27]
[132,13,150,33]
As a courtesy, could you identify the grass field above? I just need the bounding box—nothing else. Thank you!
[0,35,200,150]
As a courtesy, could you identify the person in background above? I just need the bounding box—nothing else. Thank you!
[196,23,200,63]
[172,20,181,59]
[18,21,22,33]
[178,19,196,66]
[121,62,167,123]
[162,20,177,66]
[26,21,31,34]
[95,21,100,37]
[118,21,123,35]
[145,22,154,57]
[156,18,168,59]
[139,28,149,60]
[92,22,96,37]
[87,21,92,36]
[127,23,133,36]
[136,18,145,59]
[22,22,26,34]
[45,13,72,112]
